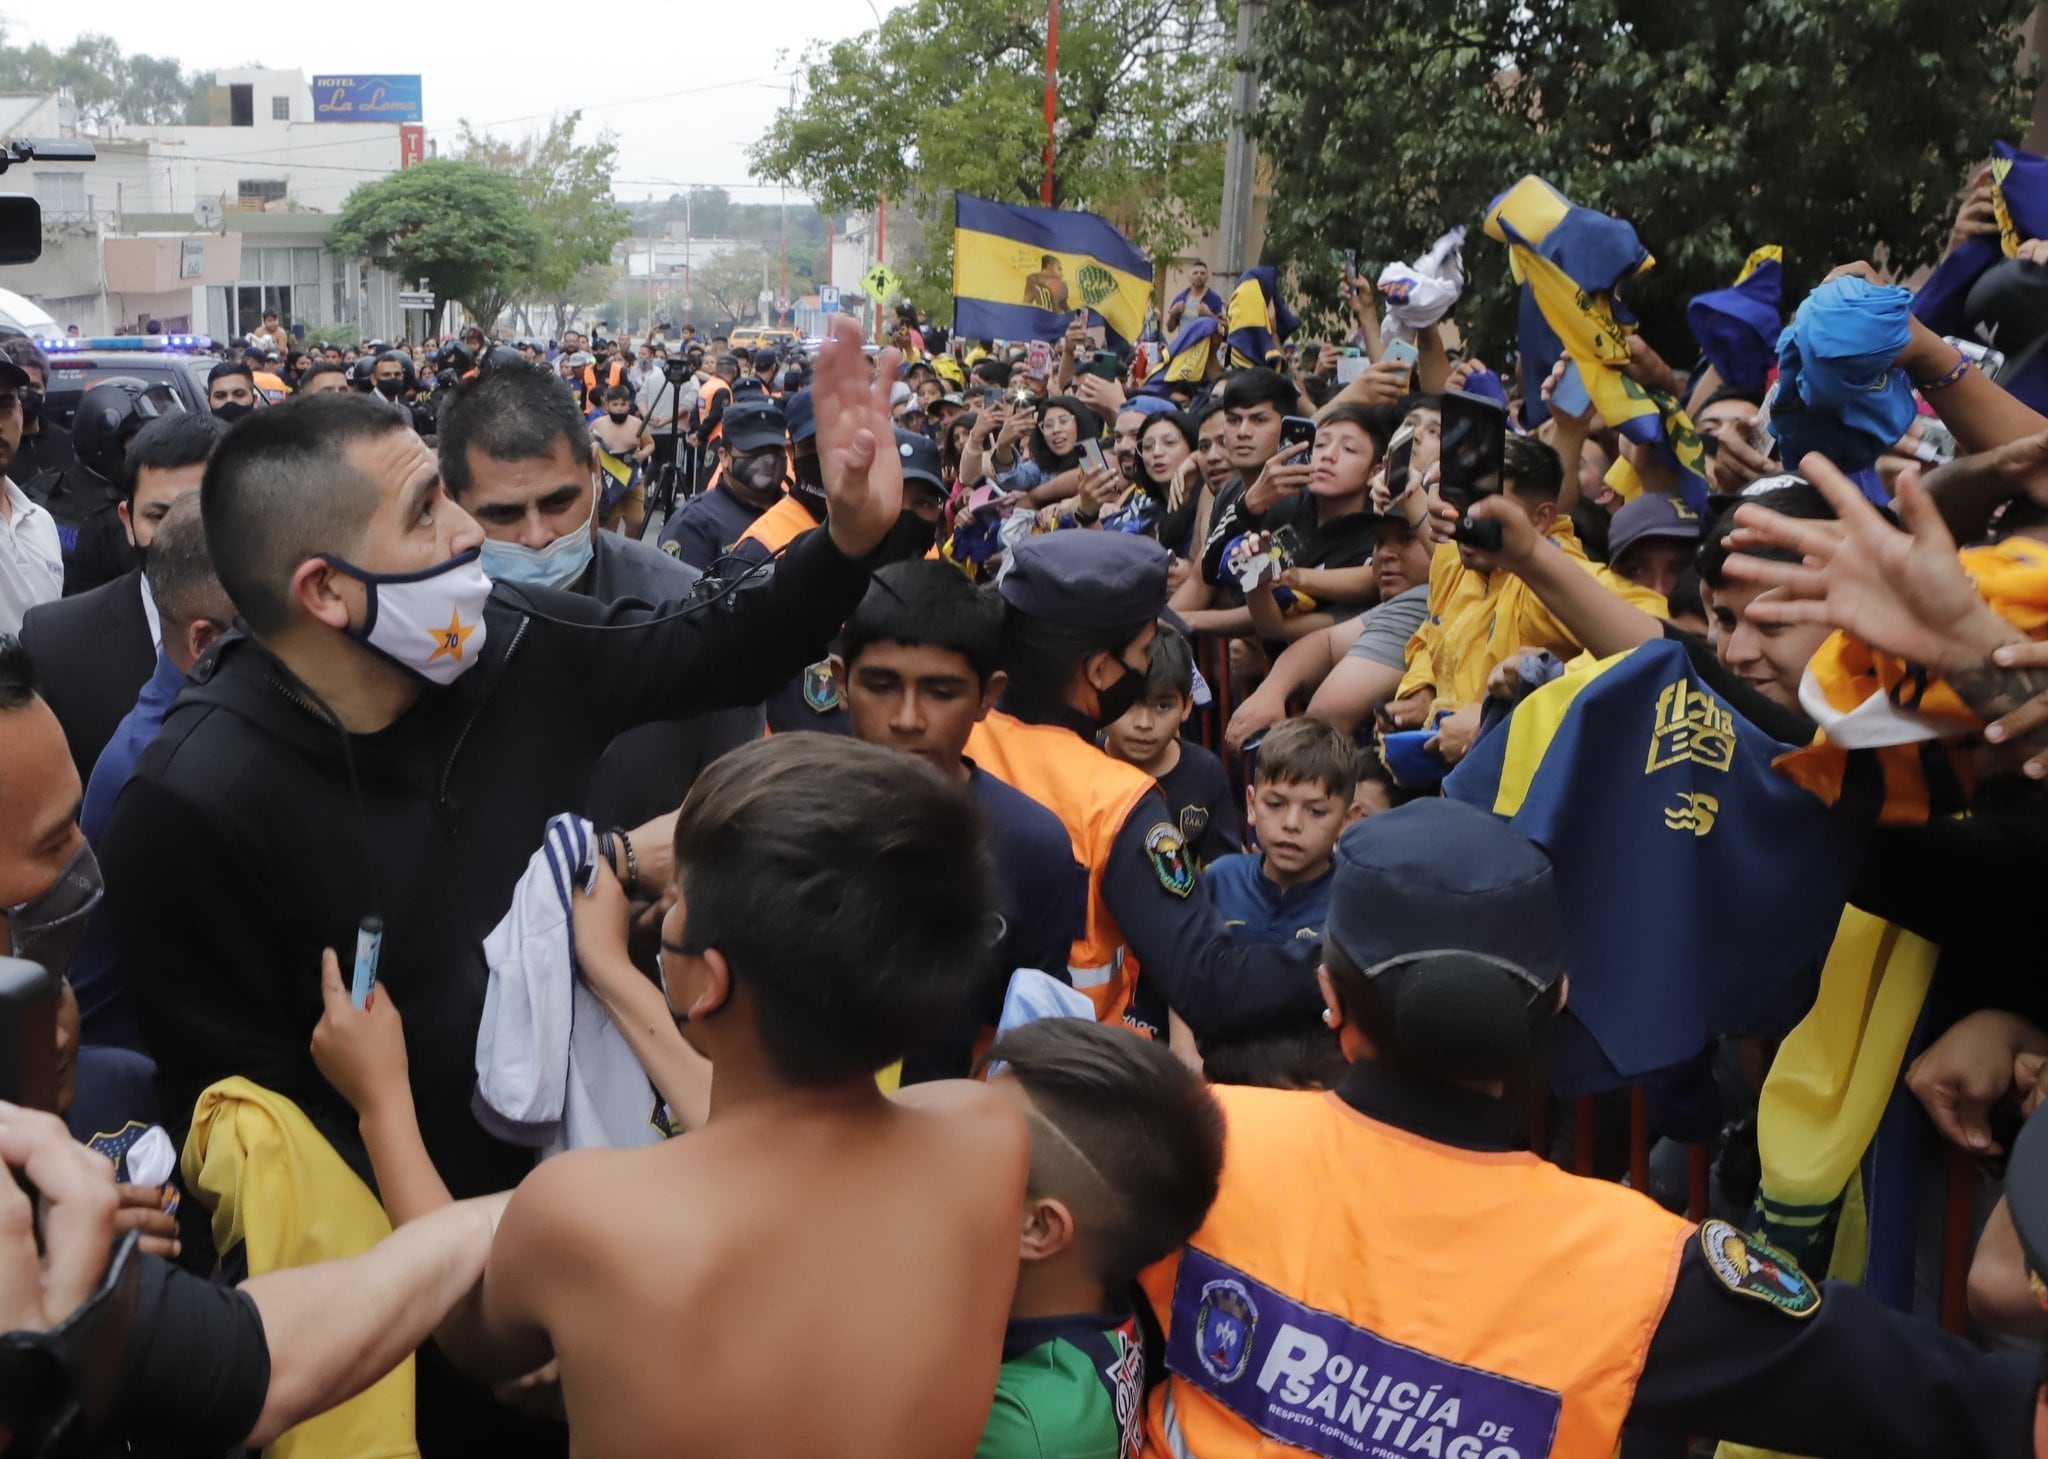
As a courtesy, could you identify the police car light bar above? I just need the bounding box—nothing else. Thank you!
[36,335,216,353]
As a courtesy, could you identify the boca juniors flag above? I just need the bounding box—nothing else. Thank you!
[952,193,1154,347]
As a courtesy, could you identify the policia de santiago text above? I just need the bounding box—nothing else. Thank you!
[969,532,1325,1042]
[1142,800,2048,1459]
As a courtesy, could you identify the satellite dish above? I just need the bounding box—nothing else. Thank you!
[193,198,223,230]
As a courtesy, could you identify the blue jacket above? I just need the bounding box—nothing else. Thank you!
[1203,851,1332,949]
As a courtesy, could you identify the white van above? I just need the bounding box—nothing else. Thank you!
[0,286,62,339]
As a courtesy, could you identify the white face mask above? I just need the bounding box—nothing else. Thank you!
[477,483,598,591]
[320,548,493,686]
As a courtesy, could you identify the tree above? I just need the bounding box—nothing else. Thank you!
[1252,0,2040,358]
[329,161,543,333]
[456,112,633,338]
[693,246,776,327]
[0,26,218,129]
[750,0,1227,321]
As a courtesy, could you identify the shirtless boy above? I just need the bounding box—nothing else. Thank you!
[438,732,1031,1459]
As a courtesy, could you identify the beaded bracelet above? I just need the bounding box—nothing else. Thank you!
[1916,352,1971,393]
[614,827,640,898]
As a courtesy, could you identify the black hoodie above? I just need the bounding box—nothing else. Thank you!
[97,526,868,1202]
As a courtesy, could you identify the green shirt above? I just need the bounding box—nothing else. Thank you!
[976,1310,1144,1459]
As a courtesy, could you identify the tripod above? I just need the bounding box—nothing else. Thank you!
[639,368,696,542]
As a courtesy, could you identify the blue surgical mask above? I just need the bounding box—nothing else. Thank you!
[477,486,598,591]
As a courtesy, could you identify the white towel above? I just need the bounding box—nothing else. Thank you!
[474,814,671,1157]
[1378,226,1468,345]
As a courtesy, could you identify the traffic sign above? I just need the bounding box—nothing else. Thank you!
[862,264,901,301]
[398,290,435,312]
[820,284,841,315]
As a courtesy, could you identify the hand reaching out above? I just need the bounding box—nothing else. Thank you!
[312,947,411,1120]
[1907,1008,2048,1152]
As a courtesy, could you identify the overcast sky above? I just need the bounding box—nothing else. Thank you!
[9,1,900,204]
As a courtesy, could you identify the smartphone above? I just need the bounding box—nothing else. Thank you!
[1548,359,1593,420]
[1083,353,1120,381]
[1385,422,1417,495]
[1280,415,1318,455]
[1270,525,1303,569]
[1079,438,1109,475]
[0,957,60,1111]
[1342,248,1358,281]
[1335,352,1368,385]
[1439,388,1508,550]
[1382,338,1419,387]
[1945,335,2007,384]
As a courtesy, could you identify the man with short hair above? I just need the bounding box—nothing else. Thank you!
[1164,258,1224,335]
[297,361,351,395]
[1,337,74,481]
[97,326,905,1455]
[207,360,259,422]
[436,361,760,827]
[20,411,226,779]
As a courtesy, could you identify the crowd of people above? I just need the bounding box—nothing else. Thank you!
[17,142,2048,1459]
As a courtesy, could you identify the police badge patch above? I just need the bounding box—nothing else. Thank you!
[1193,1278,1258,1384]
[1699,1219,1820,1318]
[801,660,840,714]
[1145,824,1194,897]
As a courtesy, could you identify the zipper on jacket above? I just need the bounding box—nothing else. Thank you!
[438,614,528,815]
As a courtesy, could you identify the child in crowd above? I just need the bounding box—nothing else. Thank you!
[1100,625,1240,869]
[973,1018,1224,1459]
[1200,1016,1349,1092]
[1204,715,1358,948]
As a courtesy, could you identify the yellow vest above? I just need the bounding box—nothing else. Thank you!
[1143,1084,1692,1459]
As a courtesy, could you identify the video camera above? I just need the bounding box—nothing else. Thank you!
[0,138,98,264]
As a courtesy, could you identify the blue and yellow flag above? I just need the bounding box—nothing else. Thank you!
[952,192,1153,346]
[1443,638,1867,1092]
[1153,315,1222,388]
[1687,245,1783,397]
[1222,265,1299,370]
[1484,177,1710,514]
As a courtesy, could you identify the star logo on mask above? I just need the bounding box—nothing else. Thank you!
[426,608,478,664]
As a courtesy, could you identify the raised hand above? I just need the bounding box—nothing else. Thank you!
[812,315,905,557]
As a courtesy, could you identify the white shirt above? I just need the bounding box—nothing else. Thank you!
[0,476,62,635]
[139,570,161,651]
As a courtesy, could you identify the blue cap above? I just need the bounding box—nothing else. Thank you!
[1607,493,1702,565]
[999,532,1169,632]
[1327,800,1562,983]
[784,388,817,445]
[892,426,945,491]
[722,396,788,454]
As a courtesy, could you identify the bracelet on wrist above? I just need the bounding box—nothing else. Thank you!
[1914,352,1972,392]
[614,827,640,897]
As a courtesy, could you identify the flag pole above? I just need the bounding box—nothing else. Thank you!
[1040,0,1059,205]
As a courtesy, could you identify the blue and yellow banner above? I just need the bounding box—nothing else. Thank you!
[1443,639,1865,1091]
[1913,139,2048,412]
[952,193,1153,346]
[1223,266,1299,370]
[1484,176,1710,513]
[1687,245,1783,397]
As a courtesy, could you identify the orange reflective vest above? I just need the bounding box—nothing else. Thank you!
[699,376,732,445]
[1142,1085,1692,1459]
[253,370,288,404]
[965,710,1160,1024]
[583,358,627,398]
[736,493,819,555]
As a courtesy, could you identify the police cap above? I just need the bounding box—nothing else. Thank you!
[998,531,1168,633]
[1326,800,1565,1082]
[722,396,789,454]
[784,388,817,445]
[892,427,944,492]
[2008,1104,2048,1282]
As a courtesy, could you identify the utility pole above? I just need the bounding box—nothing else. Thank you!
[1216,0,1266,279]
[1040,0,1059,205]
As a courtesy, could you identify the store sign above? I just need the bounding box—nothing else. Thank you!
[399,124,426,168]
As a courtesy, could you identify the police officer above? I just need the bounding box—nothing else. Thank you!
[968,530,1322,1038]
[659,394,788,571]
[728,389,823,569]
[1142,797,2047,1459]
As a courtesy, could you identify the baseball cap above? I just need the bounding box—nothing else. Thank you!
[892,427,944,492]
[999,532,1168,634]
[890,381,914,412]
[0,358,32,389]
[753,348,779,371]
[1964,257,2048,380]
[783,388,817,445]
[1607,494,1703,565]
[2008,1109,2048,1283]
[723,397,789,454]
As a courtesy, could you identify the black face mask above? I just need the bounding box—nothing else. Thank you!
[19,386,42,425]
[212,401,254,423]
[880,509,938,561]
[789,451,827,514]
[606,410,631,424]
[1092,652,1148,728]
[731,451,785,494]
[375,379,405,400]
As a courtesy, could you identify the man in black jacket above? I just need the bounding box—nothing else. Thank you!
[94,322,904,1457]
[20,412,227,779]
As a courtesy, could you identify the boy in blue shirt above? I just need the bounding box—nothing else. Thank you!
[835,559,1087,1080]
[1100,626,1240,869]
[1204,715,1358,948]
